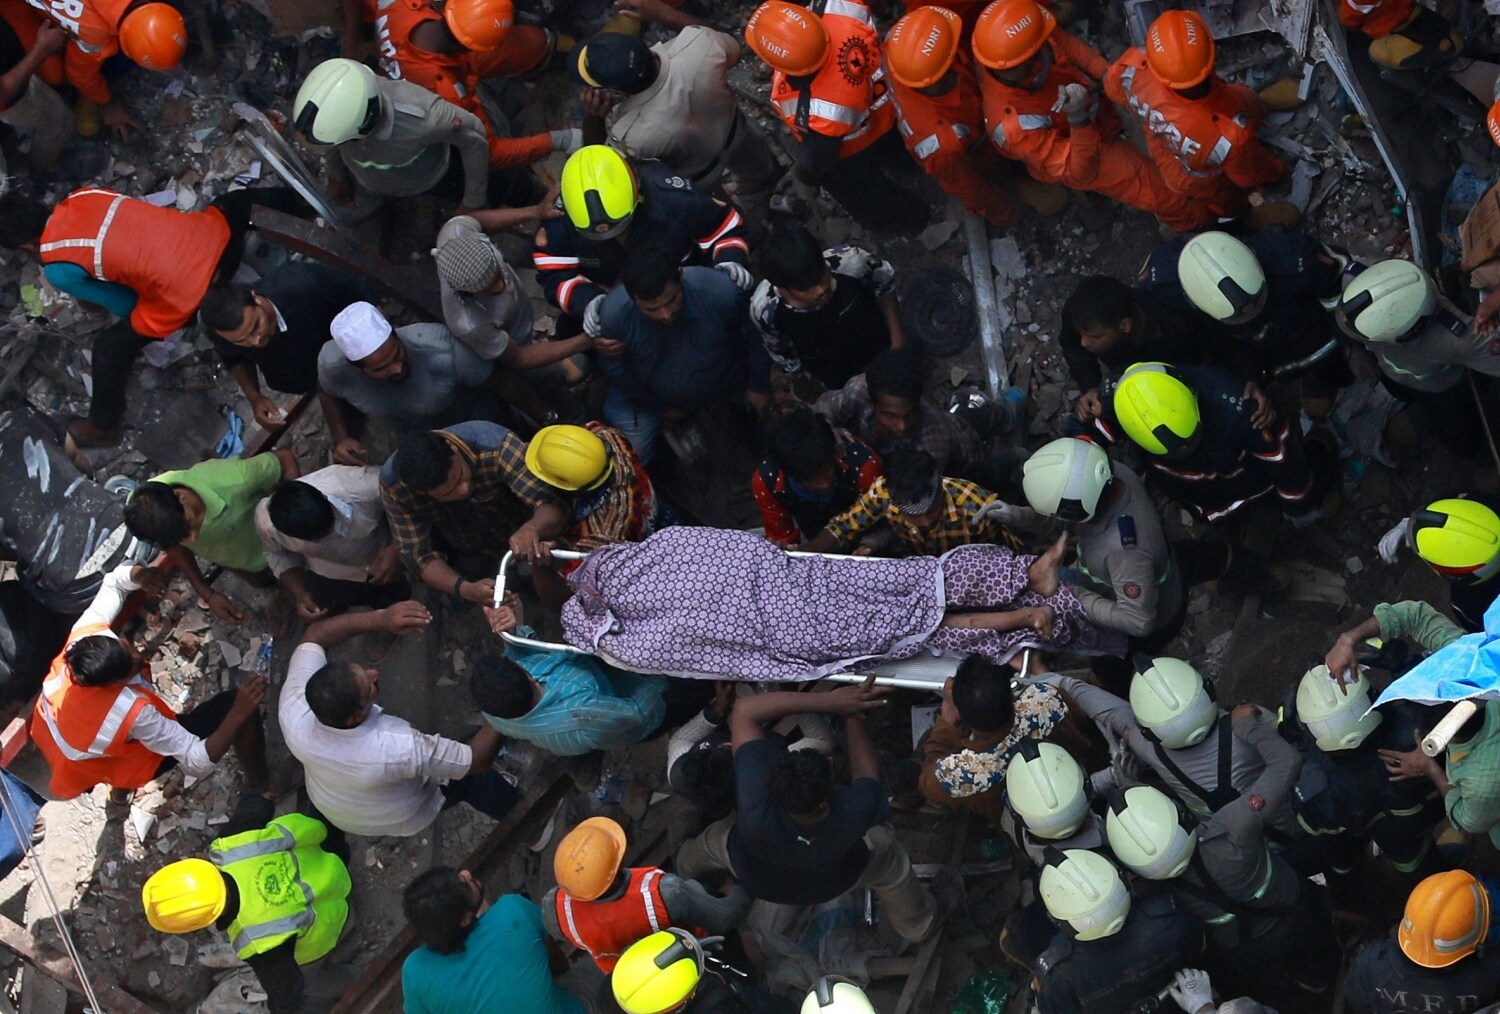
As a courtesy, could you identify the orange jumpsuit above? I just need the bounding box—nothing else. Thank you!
[0,0,62,96]
[976,28,1208,232]
[23,0,130,104]
[886,49,1017,228]
[1338,0,1412,36]
[1104,49,1284,218]
[769,0,895,160]
[364,0,552,168]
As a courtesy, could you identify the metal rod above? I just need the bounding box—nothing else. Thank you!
[961,208,1009,397]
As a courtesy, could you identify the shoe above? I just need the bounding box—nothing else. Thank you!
[66,419,120,448]
[1369,7,1463,70]
[73,97,101,138]
[1258,76,1306,111]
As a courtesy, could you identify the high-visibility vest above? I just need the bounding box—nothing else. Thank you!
[770,0,894,159]
[209,813,352,964]
[38,188,230,339]
[554,867,672,972]
[367,0,481,110]
[29,623,176,800]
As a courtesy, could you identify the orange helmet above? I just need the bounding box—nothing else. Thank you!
[1489,99,1500,149]
[1144,9,1215,89]
[119,3,187,71]
[554,817,628,901]
[1399,871,1491,969]
[885,7,962,89]
[745,0,830,77]
[443,0,514,52]
[972,0,1055,71]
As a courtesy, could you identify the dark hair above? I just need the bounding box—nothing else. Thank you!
[123,482,190,548]
[1061,277,1134,333]
[402,867,479,954]
[864,349,928,404]
[469,654,535,720]
[764,409,837,482]
[768,748,834,817]
[885,448,940,507]
[760,227,827,291]
[305,662,364,728]
[952,654,1014,732]
[674,744,735,816]
[0,194,50,248]
[394,431,456,492]
[266,481,336,541]
[66,635,134,687]
[618,248,681,302]
[199,283,256,333]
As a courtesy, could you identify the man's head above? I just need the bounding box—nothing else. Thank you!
[434,231,508,297]
[67,634,138,687]
[402,867,484,955]
[0,194,50,251]
[393,431,472,502]
[469,653,540,719]
[864,349,929,444]
[675,744,736,815]
[619,249,685,326]
[945,654,1014,733]
[972,0,1056,87]
[885,448,944,525]
[123,482,195,548]
[200,284,279,349]
[571,32,658,94]
[266,480,337,542]
[331,301,408,382]
[765,408,840,494]
[769,747,835,818]
[305,660,379,728]
[1062,277,1138,356]
[761,227,834,309]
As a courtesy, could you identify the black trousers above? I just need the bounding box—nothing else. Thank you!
[816,132,930,235]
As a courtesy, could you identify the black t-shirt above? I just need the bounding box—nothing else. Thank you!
[725,739,890,905]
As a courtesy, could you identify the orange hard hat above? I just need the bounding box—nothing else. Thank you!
[553,817,628,901]
[972,0,1055,71]
[1488,99,1500,149]
[885,7,963,89]
[443,0,514,52]
[1144,9,1215,89]
[745,0,830,77]
[119,3,187,71]
[1398,871,1491,969]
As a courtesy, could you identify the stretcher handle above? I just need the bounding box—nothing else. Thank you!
[1423,700,1481,757]
[492,548,586,608]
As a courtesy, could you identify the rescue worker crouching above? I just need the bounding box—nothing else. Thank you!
[1379,497,1500,632]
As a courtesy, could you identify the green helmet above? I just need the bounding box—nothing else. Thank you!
[1113,363,1201,457]
[1177,231,1266,324]
[1336,259,1435,343]
[1039,848,1131,941]
[560,145,640,240]
[1022,437,1113,523]
[1104,785,1197,880]
[1297,664,1383,752]
[292,59,383,145]
[1129,657,1216,749]
[1006,739,1089,840]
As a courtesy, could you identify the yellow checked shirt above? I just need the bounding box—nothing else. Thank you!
[821,476,1017,556]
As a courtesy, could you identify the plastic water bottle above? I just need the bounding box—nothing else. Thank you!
[249,637,276,685]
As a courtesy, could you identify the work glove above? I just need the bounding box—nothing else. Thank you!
[716,261,755,292]
[549,128,584,154]
[582,294,607,337]
[1378,517,1410,564]
[1167,969,1215,1014]
[1051,83,1092,125]
[1108,730,1140,785]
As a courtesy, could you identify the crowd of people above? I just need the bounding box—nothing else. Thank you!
[2,0,1500,1009]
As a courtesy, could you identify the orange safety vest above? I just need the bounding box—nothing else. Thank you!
[888,50,986,165]
[1337,0,1412,36]
[24,0,128,102]
[366,0,480,111]
[39,188,230,339]
[29,623,176,800]
[770,0,894,159]
[554,868,671,972]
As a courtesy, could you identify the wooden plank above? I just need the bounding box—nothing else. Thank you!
[0,913,165,1014]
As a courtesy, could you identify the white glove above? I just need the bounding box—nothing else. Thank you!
[582,294,607,337]
[1378,518,1410,564]
[1051,83,1091,123]
[1167,968,1215,1014]
[716,261,754,292]
[549,128,584,154]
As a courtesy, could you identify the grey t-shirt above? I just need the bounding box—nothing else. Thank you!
[317,322,492,427]
[435,216,534,361]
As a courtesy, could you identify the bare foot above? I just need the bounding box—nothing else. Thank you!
[1028,535,1066,597]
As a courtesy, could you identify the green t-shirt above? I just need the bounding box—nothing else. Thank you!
[154,453,284,571]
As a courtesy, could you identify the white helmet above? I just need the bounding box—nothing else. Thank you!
[293,59,383,145]
[1176,232,1266,324]
[1297,664,1384,752]
[1006,739,1090,840]
[1129,657,1217,749]
[1336,259,1436,343]
[1022,437,1113,523]
[1104,785,1198,881]
[1039,848,1131,941]
[802,978,876,1014]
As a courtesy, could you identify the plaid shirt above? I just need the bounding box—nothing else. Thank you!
[561,424,658,567]
[813,374,985,479]
[380,422,555,571]
[822,476,1016,555]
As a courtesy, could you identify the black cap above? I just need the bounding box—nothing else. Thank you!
[571,32,654,93]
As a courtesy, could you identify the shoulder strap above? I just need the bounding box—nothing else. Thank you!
[1149,717,1239,811]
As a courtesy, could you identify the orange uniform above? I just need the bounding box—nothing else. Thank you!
[886,48,1017,227]
[1338,0,1412,37]
[553,868,672,972]
[770,0,895,159]
[977,29,1207,231]
[1104,49,1283,217]
[23,0,132,103]
[0,0,62,98]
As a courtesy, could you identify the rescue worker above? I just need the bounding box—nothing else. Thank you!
[1104,10,1284,220]
[970,0,1206,232]
[531,144,751,337]
[1346,871,1500,1013]
[612,928,794,1013]
[802,978,878,1014]
[1004,740,1105,866]
[0,5,68,171]
[743,0,928,234]
[882,6,1019,229]
[540,816,748,972]
[1337,0,1463,71]
[141,807,352,1014]
[1030,849,1205,1014]
[1378,497,1500,632]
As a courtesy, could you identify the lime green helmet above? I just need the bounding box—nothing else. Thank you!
[293,58,383,145]
[1022,437,1113,522]
[1039,848,1131,941]
[1408,498,1500,585]
[1104,785,1197,880]
[1006,740,1089,840]
[1113,363,1201,457]
[1177,231,1266,324]
[561,145,641,240]
[1336,259,1435,343]
[1129,656,1216,749]
[1297,664,1383,752]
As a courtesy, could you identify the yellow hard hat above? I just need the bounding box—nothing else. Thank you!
[612,929,705,1014]
[1112,363,1200,457]
[561,145,640,240]
[526,425,612,491]
[554,816,628,901]
[1399,871,1490,968]
[142,858,227,933]
[1409,498,1500,584]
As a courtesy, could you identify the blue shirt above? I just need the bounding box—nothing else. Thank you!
[482,628,667,756]
[401,894,581,1014]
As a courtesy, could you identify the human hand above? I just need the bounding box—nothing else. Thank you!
[1026,605,1054,640]
[231,673,269,717]
[548,127,584,154]
[509,528,554,566]
[1241,381,1275,429]
[579,87,617,119]
[1167,968,1215,1014]
[206,591,247,625]
[1377,517,1409,564]
[483,592,523,634]
[535,184,563,221]
[1324,638,1360,688]
[1230,703,1259,722]
[616,0,671,21]
[851,544,874,557]
[368,544,403,584]
[331,437,367,466]
[1051,83,1091,121]
[716,262,755,292]
[583,294,607,337]
[1379,732,1440,782]
[382,600,432,634]
[100,100,142,142]
[33,21,68,57]
[293,589,327,622]
[710,680,735,719]
[1075,388,1103,422]
[129,565,170,595]
[821,673,890,716]
[1473,288,1500,337]
[592,337,626,357]
[458,577,497,604]
[250,396,285,430]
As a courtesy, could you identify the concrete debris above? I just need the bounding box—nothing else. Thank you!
[918,221,959,251]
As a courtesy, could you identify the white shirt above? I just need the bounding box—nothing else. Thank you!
[279,642,471,836]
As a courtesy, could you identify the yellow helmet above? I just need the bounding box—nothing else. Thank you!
[561,145,640,240]
[1112,363,1200,457]
[527,425,612,491]
[142,858,227,933]
[1399,871,1490,968]
[1409,498,1500,585]
[554,816,628,901]
[612,929,705,1014]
